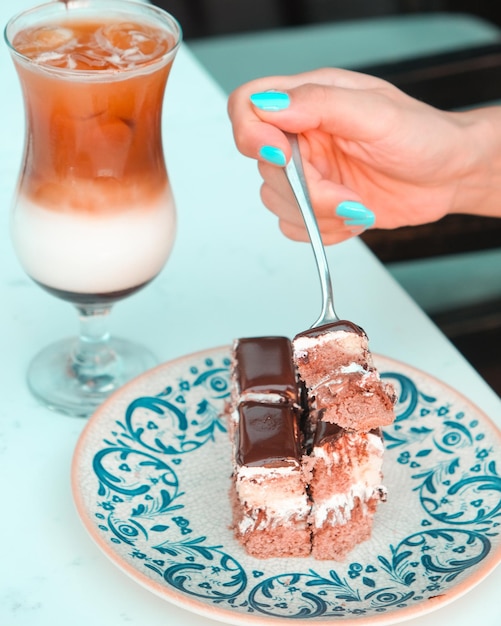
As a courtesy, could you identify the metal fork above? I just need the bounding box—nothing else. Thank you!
[284,132,340,328]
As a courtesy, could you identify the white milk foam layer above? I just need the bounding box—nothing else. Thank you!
[11,188,176,293]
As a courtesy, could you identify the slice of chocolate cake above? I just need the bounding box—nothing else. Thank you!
[305,421,386,560]
[227,332,395,561]
[293,321,396,432]
[230,400,311,558]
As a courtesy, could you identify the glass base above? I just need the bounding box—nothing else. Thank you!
[27,337,157,418]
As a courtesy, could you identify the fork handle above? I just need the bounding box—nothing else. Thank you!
[284,132,339,326]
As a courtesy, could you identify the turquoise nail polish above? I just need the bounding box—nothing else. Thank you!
[250,91,290,111]
[336,201,375,228]
[259,145,287,167]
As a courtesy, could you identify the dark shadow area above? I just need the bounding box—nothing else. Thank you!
[153,1,501,40]
[431,300,501,395]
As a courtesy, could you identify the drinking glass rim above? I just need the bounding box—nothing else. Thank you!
[4,0,183,80]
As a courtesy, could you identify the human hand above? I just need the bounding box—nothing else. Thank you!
[227,68,480,244]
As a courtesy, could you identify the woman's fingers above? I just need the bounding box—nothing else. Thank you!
[227,68,401,162]
[259,164,371,241]
[277,215,360,245]
[259,161,365,216]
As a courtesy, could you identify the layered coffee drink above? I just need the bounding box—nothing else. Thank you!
[5,0,182,416]
[10,6,179,298]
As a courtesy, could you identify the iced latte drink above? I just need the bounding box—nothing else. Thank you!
[5,1,182,417]
[7,0,181,303]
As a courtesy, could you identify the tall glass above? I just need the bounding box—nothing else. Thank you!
[5,0,182,417]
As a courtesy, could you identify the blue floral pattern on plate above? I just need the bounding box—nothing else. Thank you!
[72,347,501,624]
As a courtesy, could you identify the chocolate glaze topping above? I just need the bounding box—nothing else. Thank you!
[236,401,302,468]
[294,320,366,341]
[314,422,383,447]
[313,420,344,447]
[233,334,384,469]
[235,337,299,403]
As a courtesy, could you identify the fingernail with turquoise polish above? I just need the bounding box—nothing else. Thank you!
[336,201,375,228]
[250,91,290,111]
[259,145,287,166]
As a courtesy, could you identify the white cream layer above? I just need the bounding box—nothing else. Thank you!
[293,330,366,361]
[311,431,385,526]
[236,465,310,532]
[312,483,385,526]
[11,188,176,293]
[310,362,375,393]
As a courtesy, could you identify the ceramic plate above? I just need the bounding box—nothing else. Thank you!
[72,347,501,624]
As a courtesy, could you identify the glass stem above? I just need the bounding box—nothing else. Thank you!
[71,304,118,387]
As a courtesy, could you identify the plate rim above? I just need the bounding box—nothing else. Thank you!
[71,345,501,625]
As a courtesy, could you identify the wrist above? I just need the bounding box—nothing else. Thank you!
[451,106,501,217]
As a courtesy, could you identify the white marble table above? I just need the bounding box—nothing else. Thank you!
[0,2,500,625]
